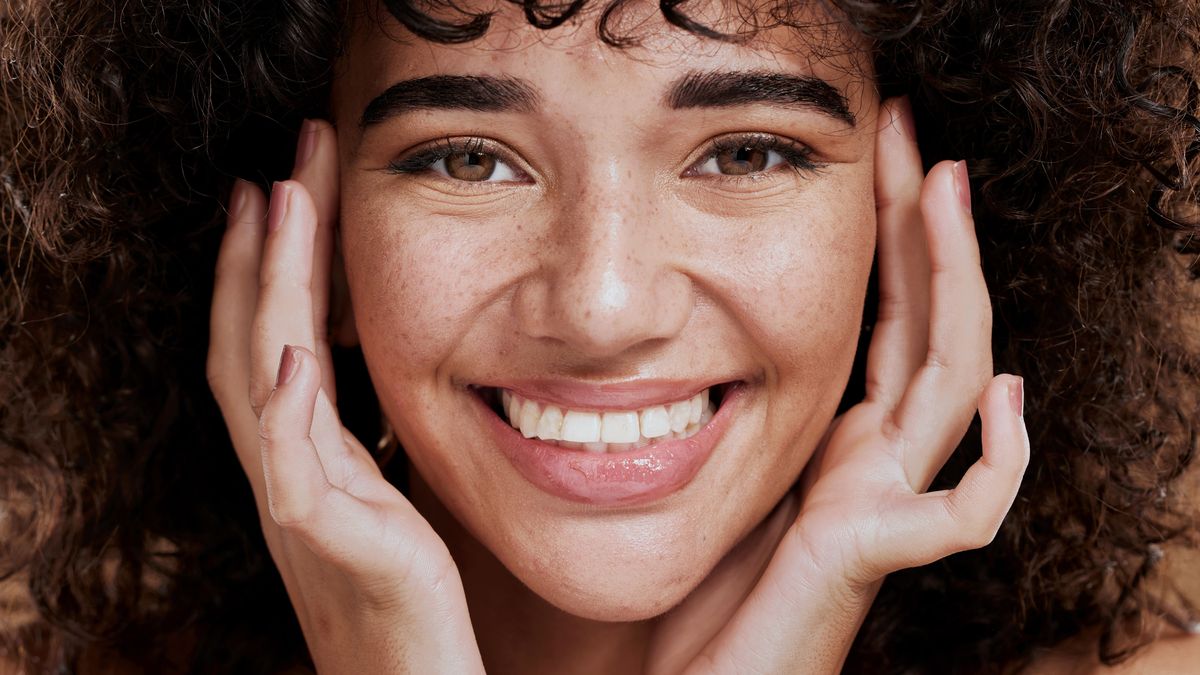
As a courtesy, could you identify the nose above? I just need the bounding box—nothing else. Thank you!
[512,174,693,359]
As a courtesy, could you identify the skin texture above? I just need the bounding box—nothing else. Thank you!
[206,2,1030,673]
[330,4,877,625]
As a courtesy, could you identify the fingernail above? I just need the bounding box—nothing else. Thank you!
[896,96,916,140]
[267,182,291,233]
[1008,377,1024,418]
[954,160,972,213]
[295,119,318,170]
[277,345,300,386]
[228,179,248,223]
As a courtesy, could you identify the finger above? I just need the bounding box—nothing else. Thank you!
[871,375,1028,574]
[260,346,418,570]
[250,181,318,417]
[249,182,355,480]
[942,374,1028,533]
[259,346,378,532]
[208,180,269,483]
[866,96,931,410]
[892,160,994,489]
[290,119,340,405]
[259,345,332,528]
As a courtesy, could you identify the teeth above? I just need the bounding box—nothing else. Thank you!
[518,398,541,438]
[601,411,640,443]
[536,405,563,440]
[561,410,602,443]
[639,406,671,438]
[496,388,719,453]
[505,391,520,428]
[668,400,691,433]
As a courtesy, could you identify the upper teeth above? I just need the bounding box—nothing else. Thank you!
[500,388,715,452]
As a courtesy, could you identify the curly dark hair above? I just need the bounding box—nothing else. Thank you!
[2,0,1199,672]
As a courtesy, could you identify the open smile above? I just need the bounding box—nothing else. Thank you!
[469,382,743,506]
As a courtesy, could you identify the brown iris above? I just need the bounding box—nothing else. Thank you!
[445,152,497,181]
[715,146,768,175]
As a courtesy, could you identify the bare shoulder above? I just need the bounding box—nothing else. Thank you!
[1024,632,1200,675]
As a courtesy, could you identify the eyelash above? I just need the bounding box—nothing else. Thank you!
[383,133,823,181]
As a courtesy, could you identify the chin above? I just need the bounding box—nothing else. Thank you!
[490,512,726,622]
[519,560,708,622]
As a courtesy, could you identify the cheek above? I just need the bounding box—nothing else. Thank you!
[695,179,876,376]
[339,197,534,373]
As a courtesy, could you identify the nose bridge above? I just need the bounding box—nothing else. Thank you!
[519,164,691,357]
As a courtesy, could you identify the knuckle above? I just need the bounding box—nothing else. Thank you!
[212,255,238,285]
[257,406,286,443]
[205,357,227,398]
[965,522,1000,550]
[249,381,271,418]
[952,502,1001,550]
[924,346,952,373]
[874,295,920,324]
[267,496,312,530]
[975,308,993,342]
[259,275,312,297]
[206,357,245,410]
[973,365,994,396]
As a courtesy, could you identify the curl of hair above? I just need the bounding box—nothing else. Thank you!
[1,0,1198,672]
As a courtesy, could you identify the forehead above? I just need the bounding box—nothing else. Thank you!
[332,0,875,128]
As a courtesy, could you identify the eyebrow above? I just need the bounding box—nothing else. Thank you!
[358,70,855,129]
[666,71,855,126]
[359,75,540,128]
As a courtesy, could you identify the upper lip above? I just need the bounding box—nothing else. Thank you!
[472,378,738,411]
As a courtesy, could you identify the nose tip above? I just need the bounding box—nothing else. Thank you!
[513,233,693,359]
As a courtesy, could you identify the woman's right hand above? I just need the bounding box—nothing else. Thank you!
[206,119,484,674]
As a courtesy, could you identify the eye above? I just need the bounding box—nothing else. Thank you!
[386,138,526,183]
[697,146,777,175]
[687,134,820,178]
[435,151,519,182]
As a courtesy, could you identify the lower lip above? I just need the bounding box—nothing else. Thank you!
[474,386,742,506]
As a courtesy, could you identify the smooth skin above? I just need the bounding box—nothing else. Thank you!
[207,91,1028,672]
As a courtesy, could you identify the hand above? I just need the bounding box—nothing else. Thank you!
[648,97,1030,674]
[206,120,484,674]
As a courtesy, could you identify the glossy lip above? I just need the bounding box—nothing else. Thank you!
[479,378,732,412]
[471,383,744,506]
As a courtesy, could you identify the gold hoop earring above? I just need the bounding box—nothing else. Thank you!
[375,418,398,468]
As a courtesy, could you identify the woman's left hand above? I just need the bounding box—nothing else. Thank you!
[645,97,1031,675]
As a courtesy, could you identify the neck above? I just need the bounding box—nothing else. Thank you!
[408,470,653,675]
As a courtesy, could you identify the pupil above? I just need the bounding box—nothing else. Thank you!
[446,151,496,181]
[717,146,766,175]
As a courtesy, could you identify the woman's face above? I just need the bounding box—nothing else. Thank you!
[331,1,878,620]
